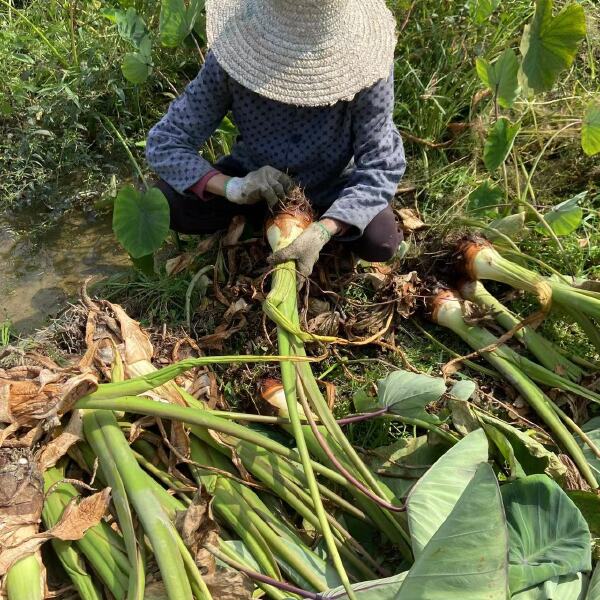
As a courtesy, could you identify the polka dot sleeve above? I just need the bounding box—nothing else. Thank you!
[145,51,232,193]
[322,71,406,239]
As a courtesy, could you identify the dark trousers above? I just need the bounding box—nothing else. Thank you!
[156,158,402,262]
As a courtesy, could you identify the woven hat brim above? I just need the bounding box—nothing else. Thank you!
[206,0,397,106]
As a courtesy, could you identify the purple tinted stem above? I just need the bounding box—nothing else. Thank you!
[298,392,405,513]
[336,407,389,425]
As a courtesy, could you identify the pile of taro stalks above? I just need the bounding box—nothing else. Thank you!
[1,197,599,600]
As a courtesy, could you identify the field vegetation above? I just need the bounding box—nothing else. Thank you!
[1,1,600,599]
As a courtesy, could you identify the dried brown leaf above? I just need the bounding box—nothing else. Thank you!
[203,569,254,600]
[166,253,195,276]
[37,410,84,471]
[397,208,426,232]
[49,488,111,541]
[107,301,154,364]
[1,486,110,575]
[176,489,219,575]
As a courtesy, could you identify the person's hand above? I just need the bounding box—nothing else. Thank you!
[268,221,333,279]
[225,166,293,207]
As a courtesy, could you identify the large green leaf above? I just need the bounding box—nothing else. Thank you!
[537,192,585,236]
[323,464,508,599]
[480,417,566,480]
[512,573,587,600]
[476,48,520,108]
[323,572,408,599]
[160,0,204,47]
[400,463,509,599]
[587,563,600,600]
[374,370,445,424]
[520,0,587,94]
[484,118,521,171]
[406,428,489,556]
[112,7,148,47]
[365,436,446,499]
[449,379,477,401]
[113,186,170,258]
[582,103,600,157]
[467,180,503,216]
[576,417,600,481]
[121,52,152,84]
[502,475,592,594]
[467,0,500,24]
[566,491,600,538]
[487,212,527,241]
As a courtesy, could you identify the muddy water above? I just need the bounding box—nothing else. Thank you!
[0,210,128,333]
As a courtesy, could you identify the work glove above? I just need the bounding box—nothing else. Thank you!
[225,166,293,207]
[268,222,332,279]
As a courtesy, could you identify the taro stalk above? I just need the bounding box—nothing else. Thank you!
[439,288,600,405]
[82,409,212,600]
[42,463,129,600]
[260,379,415,550]
[460,279,584,382]
[190,437,380,582]
[431,290,598,489]
[1,449,45,600]
[262,198,416,596]
[456,237,600,323]
[262,202,358,599]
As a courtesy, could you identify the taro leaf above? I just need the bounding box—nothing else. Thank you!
[582,103,600,157]
[484,118,521,171]
[448,379,477,401]
[537,192,585,236]
[113,7,148,47]
[502,474,592,594]
[448,380,479,436]
[487,212,527,240]
[566,491,600,538]
[467,0,500,24]
[520,0,586,94]
[484,418,566,480]
[322,572,408,599]
[449,399,480,436]
[121,51,152,84]
[353,388,378,413]
[160,0,204,47]
[512,573,587,600]
[576,417,600,481]
[219,540,261,572]
[400,463,509,599]
[476,48,520,108]
[113,186,170,258]
[482,422,527,479]
[376,370,445,425]
[366,436,446,499]
[587,563,600,600]
[406,428,489,556]
[467,181,503,216]
[131,254,155,277]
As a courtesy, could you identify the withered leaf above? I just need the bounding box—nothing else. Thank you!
[397,208,427,232]
[203,569,254,600]
[48,487,111,541]
[37,410,84,470]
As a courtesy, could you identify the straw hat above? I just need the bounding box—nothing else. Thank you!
[205,0,397,107]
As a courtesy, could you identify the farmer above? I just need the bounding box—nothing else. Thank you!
[146,0,406,279]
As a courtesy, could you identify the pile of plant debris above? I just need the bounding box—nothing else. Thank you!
[1,195,600,600]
